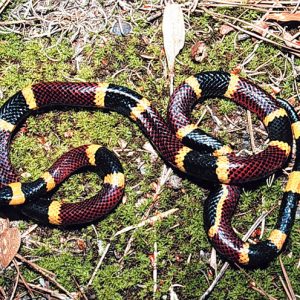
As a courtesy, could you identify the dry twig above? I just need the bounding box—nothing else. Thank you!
[201,8,300,57]
[196,0,300,12]
[15,254,72,297]
[12,259,34,299]
[0,0,11,14]
[18,281,71,300]
[279,256,296,300]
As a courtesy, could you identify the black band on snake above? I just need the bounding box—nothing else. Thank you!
[0,71,299,268]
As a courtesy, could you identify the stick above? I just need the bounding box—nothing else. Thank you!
[15,254,72,297]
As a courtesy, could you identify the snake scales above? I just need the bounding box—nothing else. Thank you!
[0,71,299,267]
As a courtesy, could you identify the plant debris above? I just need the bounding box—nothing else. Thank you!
[0,219,20,269]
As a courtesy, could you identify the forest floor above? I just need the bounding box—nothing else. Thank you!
[0,0,299,299]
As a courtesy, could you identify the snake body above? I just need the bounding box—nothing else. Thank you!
[0,71,299,267]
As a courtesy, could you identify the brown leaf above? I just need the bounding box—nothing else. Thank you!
[265,12,300,23]
[231,66,242,75]
[149,253,155,267]
[191,41,207,62]
[270,85,281,96]
[20,125,28,134]
[76,239,86,251]
[250,228,261,239]
[0,227,21,269]
[37,136,47,145]
[219,24,234,36]
[288,97,296,106]
[162,3,185,74]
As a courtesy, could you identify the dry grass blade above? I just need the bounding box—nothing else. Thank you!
[249,284,278,300]
[114,208,179,237]
[236,265,278,300]
[0,287,6,299]
[0,19,35,25]
[279,275,293,300]
[19,282,70,300]
[247,110,256,153]
[198,0,300,10]
[153,242,158,296]
[9,260,19,300]
[279,256,296,300]
[0,0,11,14]
[87,242,111,287]
[12,259,34,299]
[87,208,178,287]
[73,276,89,300]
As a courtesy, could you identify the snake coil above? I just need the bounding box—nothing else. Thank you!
[0,71,299,268]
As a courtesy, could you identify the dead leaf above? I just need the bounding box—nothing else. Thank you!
[150,182,158,191]
[21,171,31,179]
[0,227,21,269]
[118,139,128,150]
[282,31,300,49]
[20,125,28,134]
[162,3,185,74]
[149,253,155,267]
[253,20,269,37]
[43,141,52,152]
[142,142,158,162]
[270,85,281,96]
[122,194,127,204]
[220,24,234,36]
[140,54,156,60]
[237,33,250,42]
[250,228,262,239]
[231,66,242,75]
[64,130,74,138]
[288,97,296,107]
[265,12,300,23]
[76,239,86,251]
[37,136,51,151]
[0,219,9,234]
[191,41,207,62]
[37,136,47,145]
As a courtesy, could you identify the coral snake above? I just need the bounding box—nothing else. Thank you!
[0,71,299,268]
